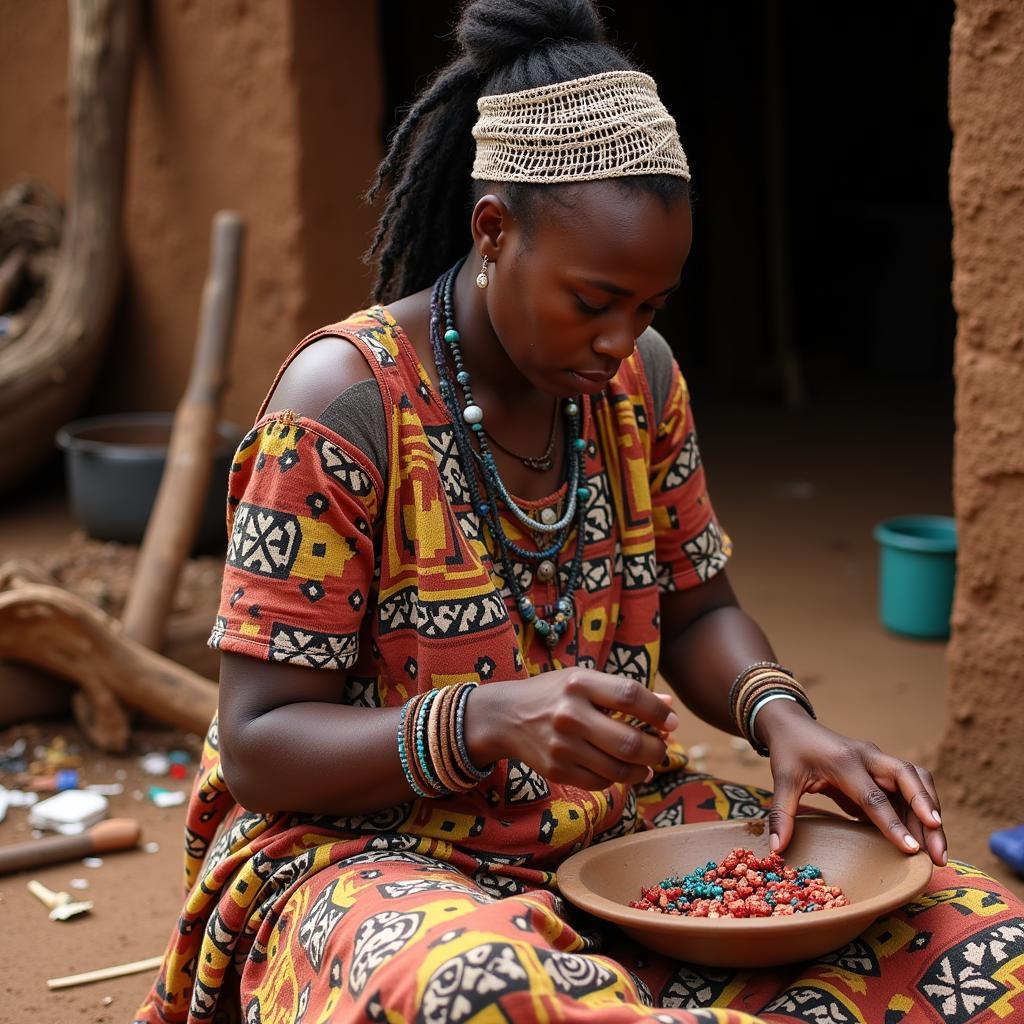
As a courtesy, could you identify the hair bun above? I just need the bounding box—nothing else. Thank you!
[457,0,605,76]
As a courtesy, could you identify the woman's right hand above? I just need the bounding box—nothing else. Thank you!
[464,669,678,790]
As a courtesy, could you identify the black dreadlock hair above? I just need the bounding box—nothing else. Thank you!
[365,0,690,304]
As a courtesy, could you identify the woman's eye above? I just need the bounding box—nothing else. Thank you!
[575,295,608,315]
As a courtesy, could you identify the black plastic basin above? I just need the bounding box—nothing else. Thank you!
[55,413,240,551]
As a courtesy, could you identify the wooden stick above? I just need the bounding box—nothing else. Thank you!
[121,211,245,652]
[47,955,163,990]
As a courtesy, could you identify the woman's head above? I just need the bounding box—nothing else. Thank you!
[466,179,691,397]
[366,0,692,309]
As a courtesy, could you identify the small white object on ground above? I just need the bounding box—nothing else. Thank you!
[86,783,124,796]
[139,753,170,776]
[69,878,89,890]
[102,995,114,1006]
[149,789,186,808]
[143,841,160,854]
[28,790,108,835]
[82,857,104,868]
[27,879,93,921]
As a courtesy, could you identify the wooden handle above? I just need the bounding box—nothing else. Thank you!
[0,817,140,875]
[85,816,141,853]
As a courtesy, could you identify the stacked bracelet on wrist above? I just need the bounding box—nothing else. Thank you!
[729,662,816,758]
[397,682,494,798]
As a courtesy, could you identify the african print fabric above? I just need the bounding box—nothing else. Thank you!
[135,308,1024,1023]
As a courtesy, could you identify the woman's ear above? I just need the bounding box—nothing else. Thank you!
[470,193,511,260]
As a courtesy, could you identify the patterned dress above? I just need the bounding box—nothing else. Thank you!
[136,307,1024,1024]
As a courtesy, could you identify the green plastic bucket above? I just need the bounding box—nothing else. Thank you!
[872,515,957,639]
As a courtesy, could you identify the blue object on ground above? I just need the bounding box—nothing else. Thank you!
[873,515,957,639]
[989,824,1024,875]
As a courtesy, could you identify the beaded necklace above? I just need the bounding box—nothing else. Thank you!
[428,259,590,648]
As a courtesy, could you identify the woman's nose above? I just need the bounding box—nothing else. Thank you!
[593,323,637,361]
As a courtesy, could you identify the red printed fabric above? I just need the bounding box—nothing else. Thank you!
[134,307,1024,1023]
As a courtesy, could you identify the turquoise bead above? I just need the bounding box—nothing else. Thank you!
[574,438,586,451]
[444,329,460,344]
[534,620,551,636]
[456,370,470,385]
[577,486,591,500]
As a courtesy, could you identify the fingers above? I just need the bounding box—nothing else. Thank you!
[561,708,668,778]
[573,672,679,733]
[570,737,659,789]
[888,757,950,860]
[767,764,804,853]
[818,783,869,822]
[833,765,923,856]
[866,753,948,866]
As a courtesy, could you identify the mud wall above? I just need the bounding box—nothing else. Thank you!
[0,0,382,430]
[939,0,1024,817]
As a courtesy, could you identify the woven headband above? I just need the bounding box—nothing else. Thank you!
[471,70,690,185]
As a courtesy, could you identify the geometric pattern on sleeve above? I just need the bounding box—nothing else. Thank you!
[316,436,374,497]
[227,503,302,579]
[268,623,359,669]
[682,521,730,583]
[663,431,700,489]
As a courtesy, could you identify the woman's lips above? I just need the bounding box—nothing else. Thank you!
[569,367,616,391]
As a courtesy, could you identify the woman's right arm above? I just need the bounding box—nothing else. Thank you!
[218,336,677,813]
[219,652,677,814]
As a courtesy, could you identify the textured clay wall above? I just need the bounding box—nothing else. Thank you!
[939,0,1024,818]
[0,0,382,430]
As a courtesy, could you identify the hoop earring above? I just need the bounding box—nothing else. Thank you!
[475,255,489,289]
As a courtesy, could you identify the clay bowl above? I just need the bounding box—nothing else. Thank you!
[557,816,933,968]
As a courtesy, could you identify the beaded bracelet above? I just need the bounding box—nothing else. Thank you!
[733,672,797,736]
[415,689,448,795]
[453,682,494,782]
[735,673,799,731]
[747,692,797,754]
[737,679,810,740]
[398,699,433,799]
[395,682,495,799]
[742,685,817,757]
[727,661,791,725]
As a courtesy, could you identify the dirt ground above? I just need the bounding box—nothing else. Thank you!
[1,377,1020,1023]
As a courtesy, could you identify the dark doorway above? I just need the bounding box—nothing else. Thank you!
[377,1,955,405]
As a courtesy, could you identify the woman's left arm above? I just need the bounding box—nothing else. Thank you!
[658,569,948,866]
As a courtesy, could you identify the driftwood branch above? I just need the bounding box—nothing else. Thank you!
[0,0,137,491]
[0,583,217,752]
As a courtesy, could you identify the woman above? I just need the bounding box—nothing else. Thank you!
[136,2,1022,1022]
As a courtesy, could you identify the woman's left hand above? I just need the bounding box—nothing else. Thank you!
[756,699,947,867]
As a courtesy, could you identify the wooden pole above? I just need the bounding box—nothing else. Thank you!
[121,211,245,651]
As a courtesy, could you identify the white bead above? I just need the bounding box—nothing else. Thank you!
[540,507,558,525]
[537,560,556,582]
[565,401,579,417]
[463,404,484,425]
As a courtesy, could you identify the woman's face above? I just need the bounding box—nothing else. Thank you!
[478,181,693,397]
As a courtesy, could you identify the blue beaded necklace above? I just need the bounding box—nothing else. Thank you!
[429,259,590,648]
